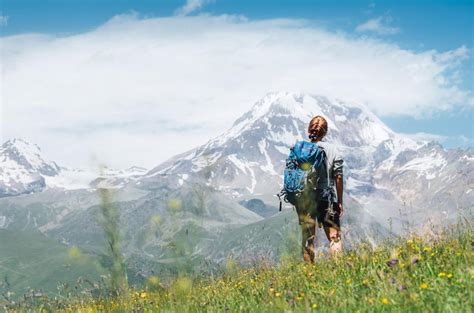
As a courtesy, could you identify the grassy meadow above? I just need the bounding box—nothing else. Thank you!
[4,220,472,312]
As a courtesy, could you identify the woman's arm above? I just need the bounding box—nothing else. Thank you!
[333,152,344,217]
[336,174,343,217]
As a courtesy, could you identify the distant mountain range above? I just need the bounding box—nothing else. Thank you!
[1,92,472,295]
[141,92,473,227]
[0,138,147,197]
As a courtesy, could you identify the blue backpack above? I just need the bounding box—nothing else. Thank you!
[277,140,325,210]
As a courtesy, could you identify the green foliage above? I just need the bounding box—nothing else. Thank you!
[7,223,473,312]
[98,188,128,295]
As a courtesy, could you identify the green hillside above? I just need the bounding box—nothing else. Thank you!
[0,229,104,299]
[6,223,472,312]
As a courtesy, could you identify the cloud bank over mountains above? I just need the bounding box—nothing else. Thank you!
[1,13,472,168]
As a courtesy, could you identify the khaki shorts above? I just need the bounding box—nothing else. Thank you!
[296,200,341,230]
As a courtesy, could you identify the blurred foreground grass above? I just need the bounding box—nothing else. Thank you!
[5,223,473,312]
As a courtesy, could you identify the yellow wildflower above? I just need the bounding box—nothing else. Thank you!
[150,215,162,226]
[381,298,389,305]
[147,276,160,287]
[420,283,428,289]
[312,303,318,309]
[275,292,281,297]
[438,272,446,277]
[447,273,453,278]
[167,198,182,211]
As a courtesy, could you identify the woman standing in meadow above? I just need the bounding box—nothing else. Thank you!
[294,116,344,262]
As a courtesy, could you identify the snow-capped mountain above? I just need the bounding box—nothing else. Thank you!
[143,92,473,225]
[373,141,473,219]
[144,92,412,197]
[88,166,148,189]
[0,138,61,197]
[0,138,147,197]
[1,92,471,275]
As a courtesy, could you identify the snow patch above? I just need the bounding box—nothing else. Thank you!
[228,154,249,174]
[275,145,290,155]
[258,140,278,175]
[268,125,300,147]
[191,151,222,172]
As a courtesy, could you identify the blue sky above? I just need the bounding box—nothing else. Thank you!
[2,1,472,55]
[0,0,473,167]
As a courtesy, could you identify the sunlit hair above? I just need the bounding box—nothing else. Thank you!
[308,115,328,142]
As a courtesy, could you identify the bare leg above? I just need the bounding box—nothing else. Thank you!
[300,214,316,263]
[324,226,342,256]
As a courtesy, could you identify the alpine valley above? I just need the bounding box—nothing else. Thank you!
[1,92,472,296]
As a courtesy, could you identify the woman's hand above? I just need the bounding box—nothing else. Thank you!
[338,202,344,218]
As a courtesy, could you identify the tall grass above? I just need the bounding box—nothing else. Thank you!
[7,220,472,312]
[97,188,128,295]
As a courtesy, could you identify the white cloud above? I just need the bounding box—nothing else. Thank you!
[402,132,448,143]
[402,132,474,148]
[447,134,474,148]
[0,14,8,26]
[356,16,400,35]
[175,0,213,16]
[1,14,472,169]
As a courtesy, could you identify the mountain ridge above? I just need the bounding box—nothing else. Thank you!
[3,92,471,225]
[0,139,148,197]
[137,92,472,230]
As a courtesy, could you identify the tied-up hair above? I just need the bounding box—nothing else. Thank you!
[308,115,328,142]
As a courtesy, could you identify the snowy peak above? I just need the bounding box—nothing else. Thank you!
[0,138,61,197]
[217,92,397,149]
[45,165,149,192]
[0,138,60,176]
[88,165,148,189]
[100,166,148,177]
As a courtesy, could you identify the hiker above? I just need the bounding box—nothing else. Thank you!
[281,115,344,263]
